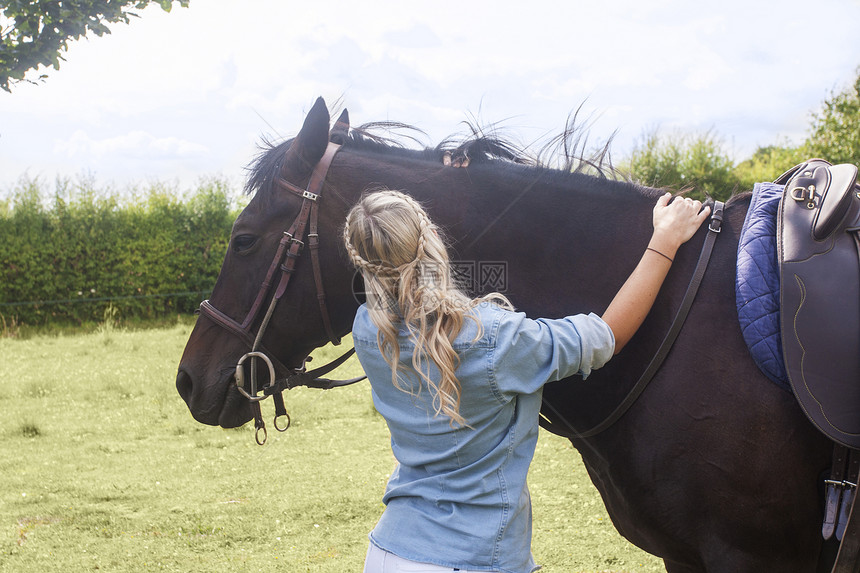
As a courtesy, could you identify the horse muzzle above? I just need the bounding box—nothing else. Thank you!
[175,365,253,428]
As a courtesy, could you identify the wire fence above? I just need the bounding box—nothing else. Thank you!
[0,290,211,309]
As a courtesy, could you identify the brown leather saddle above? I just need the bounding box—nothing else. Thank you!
[775,159,860,571]
[776,158,860,448]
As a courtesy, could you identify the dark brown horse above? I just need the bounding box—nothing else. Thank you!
[176,97,833,572]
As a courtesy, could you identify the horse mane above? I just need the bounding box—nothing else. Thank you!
[244,112,633,199]
[346,114,622,179]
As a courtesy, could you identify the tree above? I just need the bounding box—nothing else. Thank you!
[621,129,740,201]
[732,141,807,191]
[621,68,860,195]
[0,0,189,92]
[806,68,860,166]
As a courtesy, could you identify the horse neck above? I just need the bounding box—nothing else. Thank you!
[468,168,659,316]
[331,149,660,318]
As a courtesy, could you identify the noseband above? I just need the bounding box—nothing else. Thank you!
[198,139,364,445]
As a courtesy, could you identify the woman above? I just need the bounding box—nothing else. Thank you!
[343,189,709,573]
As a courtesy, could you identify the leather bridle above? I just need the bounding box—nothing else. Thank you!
[198,139,364,445]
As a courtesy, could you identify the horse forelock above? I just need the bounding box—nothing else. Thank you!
[243,136,294,199]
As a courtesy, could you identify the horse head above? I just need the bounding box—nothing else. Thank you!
[176,98,361,429]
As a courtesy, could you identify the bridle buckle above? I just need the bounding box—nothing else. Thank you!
[284,232,305,251]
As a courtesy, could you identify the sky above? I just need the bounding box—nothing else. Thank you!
[3,0,860,193]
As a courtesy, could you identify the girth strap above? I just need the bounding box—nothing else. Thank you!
[838,454,860,540]
[826,444,850,540]
[833,449,860,573]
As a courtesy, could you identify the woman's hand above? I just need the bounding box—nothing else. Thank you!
[649,193,711,259]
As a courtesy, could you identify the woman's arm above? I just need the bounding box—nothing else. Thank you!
[601,193,711,354]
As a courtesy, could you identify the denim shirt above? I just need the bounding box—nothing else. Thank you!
[352,302,615,573]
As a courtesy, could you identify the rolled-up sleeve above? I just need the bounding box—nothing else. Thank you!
[491,311,615,397]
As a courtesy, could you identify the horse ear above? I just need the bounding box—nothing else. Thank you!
[282,97,331,178]
[330,109,350,145]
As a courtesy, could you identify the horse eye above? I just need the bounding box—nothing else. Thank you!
[232,234,258,252]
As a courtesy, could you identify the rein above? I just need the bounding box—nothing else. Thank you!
[540,200,725,439]
[198,138,365,445]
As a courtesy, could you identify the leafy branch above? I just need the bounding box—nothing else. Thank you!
[0,0,189,92]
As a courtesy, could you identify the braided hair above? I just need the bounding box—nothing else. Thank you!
[343,189,511,426]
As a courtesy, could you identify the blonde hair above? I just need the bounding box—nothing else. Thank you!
[343,189,511,426]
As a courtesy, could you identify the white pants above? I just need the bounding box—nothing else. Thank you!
[363,542,495,573]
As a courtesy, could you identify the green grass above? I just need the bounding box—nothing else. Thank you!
[0,321,664,572]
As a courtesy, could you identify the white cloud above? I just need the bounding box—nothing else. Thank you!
[2,0,860,190]
[55,130,209,160]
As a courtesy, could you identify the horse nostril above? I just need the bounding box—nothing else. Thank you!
[176,369,194,403]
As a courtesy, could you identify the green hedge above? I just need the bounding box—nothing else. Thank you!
[0,176,239,327]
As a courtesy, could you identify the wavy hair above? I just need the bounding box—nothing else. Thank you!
[343,189,511,426]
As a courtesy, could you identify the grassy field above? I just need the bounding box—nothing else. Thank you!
[0,319,664,572]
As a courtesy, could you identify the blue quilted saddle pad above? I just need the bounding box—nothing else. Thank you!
[735,182,789,391]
